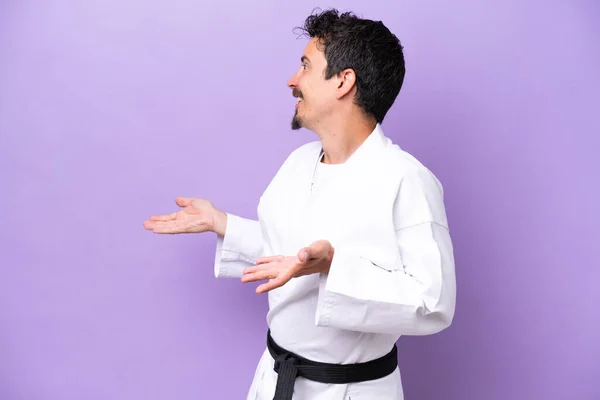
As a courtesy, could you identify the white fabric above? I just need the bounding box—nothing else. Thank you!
[213,124,456,399]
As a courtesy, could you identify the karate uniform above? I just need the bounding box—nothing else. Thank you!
[214,124,456,399]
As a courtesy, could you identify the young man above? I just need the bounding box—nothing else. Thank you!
[144,9,456,400]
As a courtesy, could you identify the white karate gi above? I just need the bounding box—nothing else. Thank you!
[214,124,456,399]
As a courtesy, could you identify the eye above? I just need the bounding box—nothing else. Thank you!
[302,64,308,70]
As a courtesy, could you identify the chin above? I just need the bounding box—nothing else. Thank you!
[291,113,303,130]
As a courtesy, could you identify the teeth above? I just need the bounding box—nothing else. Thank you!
[297,98,302,102]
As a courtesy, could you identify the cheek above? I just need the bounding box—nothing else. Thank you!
[299,77,311,95]
[300,73,318,93]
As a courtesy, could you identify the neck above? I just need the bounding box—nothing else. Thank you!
[315,113,377,164]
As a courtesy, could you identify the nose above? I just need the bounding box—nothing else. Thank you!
[287,71,299,88]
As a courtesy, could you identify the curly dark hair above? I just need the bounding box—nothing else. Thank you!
[296,8,405,123]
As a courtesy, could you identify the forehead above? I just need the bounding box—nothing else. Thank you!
[302,37,325,63]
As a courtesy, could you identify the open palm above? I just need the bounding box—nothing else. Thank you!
[144,197,217,234]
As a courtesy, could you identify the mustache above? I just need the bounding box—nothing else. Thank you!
[293,88,303,99]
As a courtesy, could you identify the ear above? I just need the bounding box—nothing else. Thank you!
[335,68,357,99]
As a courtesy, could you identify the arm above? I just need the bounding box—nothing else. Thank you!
[143,197,264,279]
[314,170,456,336]
[214,213,264,279]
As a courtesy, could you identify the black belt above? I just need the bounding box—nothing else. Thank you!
[267,329,398,400]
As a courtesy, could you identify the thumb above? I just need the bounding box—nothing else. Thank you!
[298,248,310,263]
[176,197,193,207]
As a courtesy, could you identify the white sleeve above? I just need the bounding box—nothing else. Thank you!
[214,213,263,279]
[315,169,456,336]
[212,144,311,279]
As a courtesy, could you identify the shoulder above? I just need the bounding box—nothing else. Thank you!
[370,131,443,191]
[275,140,321,170]
[381,139,448,228]
[387,143,443,193]
[265,140,320,184]
[288,140,322,161]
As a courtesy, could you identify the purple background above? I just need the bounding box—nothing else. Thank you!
[1,1,599,399]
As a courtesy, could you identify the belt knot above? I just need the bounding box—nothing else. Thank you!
[274,353,298,373]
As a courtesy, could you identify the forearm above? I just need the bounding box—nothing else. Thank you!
[214,213,264,278]
[315,223,456,335]
[315,265,454,335]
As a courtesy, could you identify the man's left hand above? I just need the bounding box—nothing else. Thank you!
[241,240,334,294]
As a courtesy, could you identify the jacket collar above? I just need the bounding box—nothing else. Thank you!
[316,123,389,168]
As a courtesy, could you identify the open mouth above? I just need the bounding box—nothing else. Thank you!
[293,88,303,105]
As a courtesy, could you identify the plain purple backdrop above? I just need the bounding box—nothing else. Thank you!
[1,1,598,399]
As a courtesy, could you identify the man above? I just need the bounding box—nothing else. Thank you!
[144,9,456,400]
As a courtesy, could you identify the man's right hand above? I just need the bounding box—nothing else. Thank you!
[143,197,227,236]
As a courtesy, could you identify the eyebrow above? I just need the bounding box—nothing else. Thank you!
[301,56,311,65]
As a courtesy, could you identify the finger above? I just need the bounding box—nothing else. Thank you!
[143,220,155,230]
[149,212,177,222]
[176,197,193,207]
[256,277,285,294]
[242,265,263,275]
[305,240,332,259]
[243,261,278,275]
[281,261,303,281]
[256,264,299,294]
[241,269,277,283]
[256,255,284,265]
[297,248,310,263]
[151,221,187,234]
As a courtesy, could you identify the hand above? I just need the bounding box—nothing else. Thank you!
[143,197,227,235]
[241,240,334,294]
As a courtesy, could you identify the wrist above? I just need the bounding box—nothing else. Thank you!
[212,209,227,236]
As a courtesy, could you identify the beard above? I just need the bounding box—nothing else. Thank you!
[291,109,303,130]
[291,88,303,130]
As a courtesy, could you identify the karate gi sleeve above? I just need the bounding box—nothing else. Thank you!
[213,213,263,279]
[315,168,456,336]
